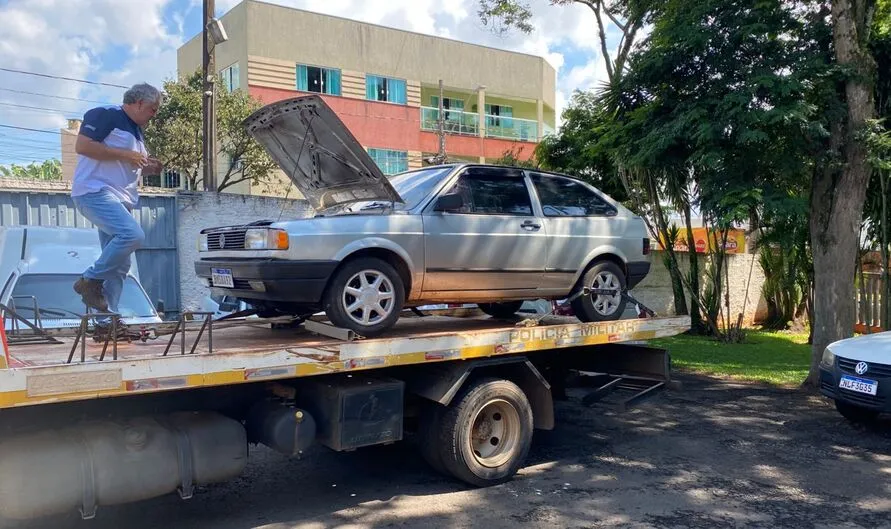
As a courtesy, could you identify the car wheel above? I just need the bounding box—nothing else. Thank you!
[835,400,880,425]
[571,261,627,322]
[478,301,524,319]
[436,378,533,487]
[323,257,405,337]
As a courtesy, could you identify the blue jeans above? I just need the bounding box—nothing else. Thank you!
[72,189,145,320]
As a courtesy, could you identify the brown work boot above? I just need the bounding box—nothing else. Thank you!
[73,277,109,312]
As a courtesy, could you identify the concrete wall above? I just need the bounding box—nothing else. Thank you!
[630,251,769,326]
[176,191,313,310]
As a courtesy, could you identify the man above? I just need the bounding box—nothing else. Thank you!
[71,83,162,324]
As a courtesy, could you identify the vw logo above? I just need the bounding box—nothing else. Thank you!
[218,233,226,248]
[855,361,869,375]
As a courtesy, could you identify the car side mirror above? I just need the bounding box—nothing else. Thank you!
[435,193,464,212]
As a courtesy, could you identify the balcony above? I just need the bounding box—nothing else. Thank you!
[420,107,541,142]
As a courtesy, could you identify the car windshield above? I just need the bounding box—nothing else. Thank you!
[324,166,455,215]
[9,274,156,319]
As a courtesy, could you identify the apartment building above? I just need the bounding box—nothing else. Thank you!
[176,0,557,196]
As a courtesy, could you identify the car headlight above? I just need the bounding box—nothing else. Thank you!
[821,347,836,367]
[198,234,209,252]
[244,228,289,250]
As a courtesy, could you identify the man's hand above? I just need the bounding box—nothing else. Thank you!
[121,151,148,168]
[144,157,163,174]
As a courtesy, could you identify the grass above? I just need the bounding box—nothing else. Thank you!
[649,330,811,386]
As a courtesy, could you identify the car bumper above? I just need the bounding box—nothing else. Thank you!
[626,261,651,289]
[194,259,338,304]
[819,360,891,412]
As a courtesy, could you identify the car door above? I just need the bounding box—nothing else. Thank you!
[528,173,619,293]
[422,167,548,296]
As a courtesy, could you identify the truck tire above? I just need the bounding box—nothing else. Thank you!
[571,261,627,322]
[478,301,524,319]
[437,378,533,487]
[323,257,405,337]
[835,399,880,425]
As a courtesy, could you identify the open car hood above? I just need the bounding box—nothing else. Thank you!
[243,95,403,211]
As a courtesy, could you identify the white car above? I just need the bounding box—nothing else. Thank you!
[819,331,891,423]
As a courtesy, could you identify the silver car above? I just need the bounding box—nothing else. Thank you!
[195,95,651,336]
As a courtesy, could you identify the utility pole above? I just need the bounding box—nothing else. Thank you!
[202,0,217,192]
[436,79,446,164]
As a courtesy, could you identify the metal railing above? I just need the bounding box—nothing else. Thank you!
[419,107,542,141]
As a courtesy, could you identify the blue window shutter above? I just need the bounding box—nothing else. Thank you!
[366,75,378,100]
[231,63,240,91]
[326,69,342,96]
[296,65,308,91]
[390,79,406,104]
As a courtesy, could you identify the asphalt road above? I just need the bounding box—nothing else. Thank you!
[6,374,891,529]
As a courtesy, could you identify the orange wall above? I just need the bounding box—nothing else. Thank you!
[249,85,536,161]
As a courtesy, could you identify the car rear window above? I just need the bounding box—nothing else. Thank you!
[531,173,617,217]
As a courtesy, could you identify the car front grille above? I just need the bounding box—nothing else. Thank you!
[207,230,247,250]
[838,358,891,378]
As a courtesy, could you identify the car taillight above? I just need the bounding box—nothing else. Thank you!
[643,238,651,255]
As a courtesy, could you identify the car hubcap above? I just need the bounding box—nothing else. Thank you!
[342,270,395,327]
[469,399,520,468]
[591,271,621,316]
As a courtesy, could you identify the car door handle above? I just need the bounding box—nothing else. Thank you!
[520,220,541,231]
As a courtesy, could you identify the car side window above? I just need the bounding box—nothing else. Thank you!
[531,173,617,217]
[445,168,533,216]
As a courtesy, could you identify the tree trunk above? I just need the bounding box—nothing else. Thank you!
[806,0,877,387]
[683,202,703,332]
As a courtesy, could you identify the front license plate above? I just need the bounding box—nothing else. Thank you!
[839,374,878,396]
[211,268,234,288]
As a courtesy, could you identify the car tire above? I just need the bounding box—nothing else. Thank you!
[323,257,405,337]
[436,378,533,487]
[418,402,447,476]
[478,301,524,319]
[571,261,627,322]
[835,399,880,425]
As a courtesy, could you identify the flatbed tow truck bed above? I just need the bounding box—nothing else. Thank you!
[0,314,690,521]
[0,314,688,409]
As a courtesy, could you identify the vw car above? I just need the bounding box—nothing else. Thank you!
[195,95,651,337]
[819,331,891,424]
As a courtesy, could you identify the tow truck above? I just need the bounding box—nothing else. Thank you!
[0,301,688,521]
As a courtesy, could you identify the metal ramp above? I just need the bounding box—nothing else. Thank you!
[576,373,667,411]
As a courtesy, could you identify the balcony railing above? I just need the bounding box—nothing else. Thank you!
[420,107,542,142]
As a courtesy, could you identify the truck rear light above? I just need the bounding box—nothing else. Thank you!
[643,238,651,255]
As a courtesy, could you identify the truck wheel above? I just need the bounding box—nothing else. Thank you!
[437,378,533,487]
[478,301,524,319]
[571,261,627,322]
[323,257,405,337]
[835,400,880,425]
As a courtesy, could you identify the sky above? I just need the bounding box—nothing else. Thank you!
[0,0,622,167]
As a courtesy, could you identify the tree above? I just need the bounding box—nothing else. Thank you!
[144,70,277,192]
[491,146,540,169]
[806,0,879,387]
[478,0,651,84]
[0,159,62,181]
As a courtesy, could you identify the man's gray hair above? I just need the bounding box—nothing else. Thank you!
[123,83,162,105]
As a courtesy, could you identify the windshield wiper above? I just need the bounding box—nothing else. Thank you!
[358,201,394,211]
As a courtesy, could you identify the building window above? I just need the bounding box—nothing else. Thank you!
[368,148,408,175]
[431,96,465,122]
[297,64,341,96]
[220,63,240,92]
[485,103,513,127]
[366,75,407,104]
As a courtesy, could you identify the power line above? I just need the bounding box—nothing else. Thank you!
[0,102,87,116]
[0,88,108,105]
[0,68,128,89]
[0,124,62,135]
